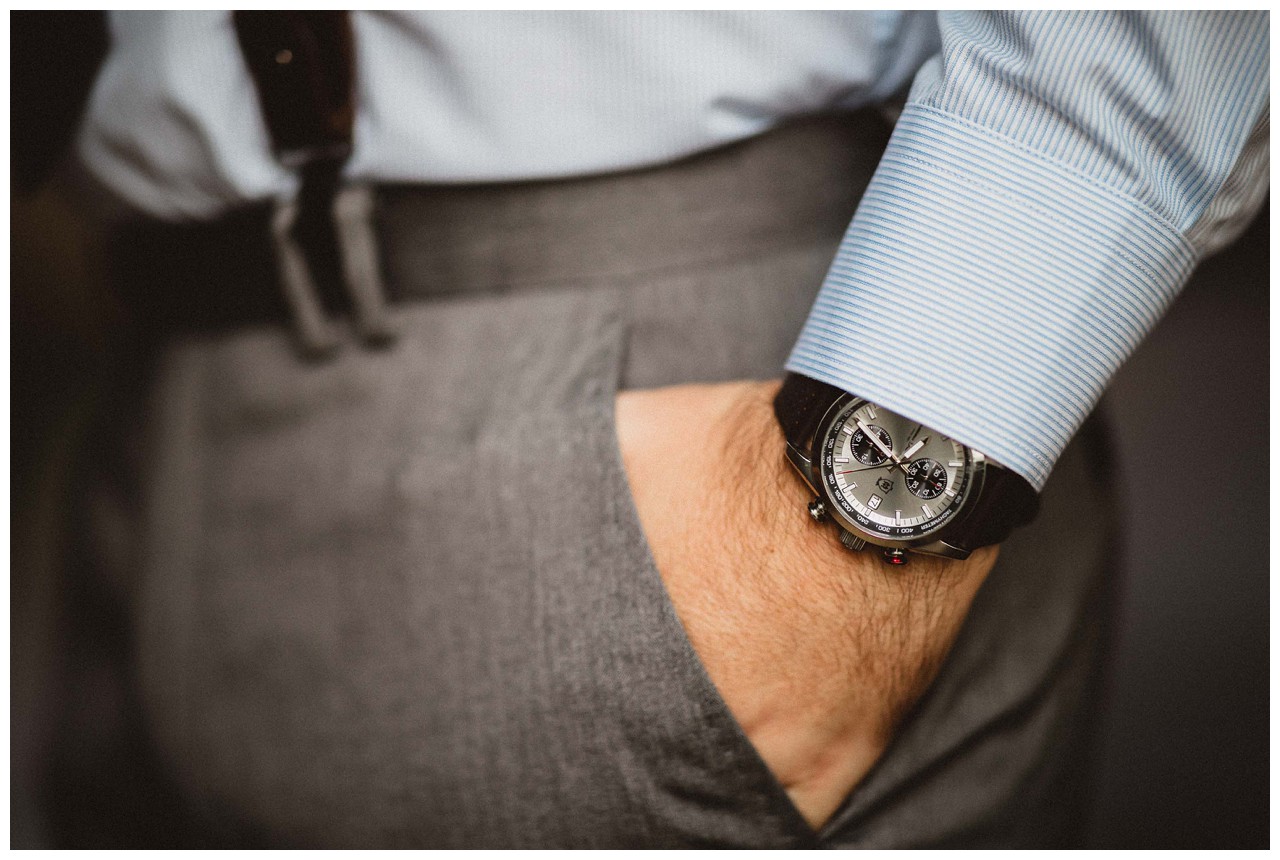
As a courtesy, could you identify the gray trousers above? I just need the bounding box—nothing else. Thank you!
[88,113,1115,847]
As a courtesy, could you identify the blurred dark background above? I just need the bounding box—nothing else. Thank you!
[10,11,1269,849]
[1086,206,1269,849]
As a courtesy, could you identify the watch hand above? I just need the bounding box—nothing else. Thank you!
[840,452,929,476]
[901,437,929,461]
[854,418,898,462]
[840,462,903,475]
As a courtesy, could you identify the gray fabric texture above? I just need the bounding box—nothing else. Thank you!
[110,114,1114,847]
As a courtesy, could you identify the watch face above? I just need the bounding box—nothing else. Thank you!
[817,398,975,542]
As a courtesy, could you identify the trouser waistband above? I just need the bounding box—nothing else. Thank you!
[111,110,892,352]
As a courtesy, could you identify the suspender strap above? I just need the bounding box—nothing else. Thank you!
[234,12,395,358]
[232,11,355,169]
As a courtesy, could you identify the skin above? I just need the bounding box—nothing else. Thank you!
[615,379,999,830]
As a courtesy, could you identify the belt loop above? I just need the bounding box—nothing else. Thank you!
[332,184,396,347]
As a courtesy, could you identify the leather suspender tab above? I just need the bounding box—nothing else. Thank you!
[233,11,356,170]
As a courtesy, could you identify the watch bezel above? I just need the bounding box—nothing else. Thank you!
[810,394,987,552]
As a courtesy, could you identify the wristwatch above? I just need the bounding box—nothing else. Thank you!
[773,372,1039,564]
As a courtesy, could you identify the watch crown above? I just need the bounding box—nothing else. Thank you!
[839,530,866,552]
[807,498,827,523]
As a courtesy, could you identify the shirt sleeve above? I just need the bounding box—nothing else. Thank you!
[786,11,1269,490]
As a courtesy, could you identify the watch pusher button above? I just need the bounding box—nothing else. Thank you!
[807,498,827,523]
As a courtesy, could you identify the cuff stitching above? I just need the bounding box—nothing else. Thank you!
[910,103,1196,259]
[893,150,1192,292]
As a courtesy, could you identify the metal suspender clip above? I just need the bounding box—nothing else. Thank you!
[234,11,395,360]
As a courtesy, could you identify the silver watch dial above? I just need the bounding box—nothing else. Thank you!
[818,399,974,541]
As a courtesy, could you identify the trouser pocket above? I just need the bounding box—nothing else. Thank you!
[133,284,807,847]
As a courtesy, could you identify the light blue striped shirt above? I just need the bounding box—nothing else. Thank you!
[786,11,1269,488]
[80,11,1269,489]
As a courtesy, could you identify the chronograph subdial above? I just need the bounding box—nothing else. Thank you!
[820,398,972,541]
[905,458,948,499]
[850,424,893,465]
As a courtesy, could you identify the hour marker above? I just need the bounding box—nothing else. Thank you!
[921,503,933,518]
[868,494,882,510]
[949,461,963,467]
[835,457,849,464]
[866,405,878,419]
[894,510,902,522]
[843,425,855,435]
[944,488,957,498]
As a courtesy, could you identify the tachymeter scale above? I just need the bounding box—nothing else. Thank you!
[818,400,971,540]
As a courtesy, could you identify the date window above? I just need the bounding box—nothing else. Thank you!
[876,477,894,493]
[868,494,882,510]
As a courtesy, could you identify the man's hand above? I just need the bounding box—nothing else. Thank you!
[615,380,998,829]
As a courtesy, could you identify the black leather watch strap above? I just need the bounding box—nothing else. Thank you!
[773,372,848,452]
[948,463,1040,550]
[773,371,1040,551]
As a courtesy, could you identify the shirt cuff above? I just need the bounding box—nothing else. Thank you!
[786,104,1198,490]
